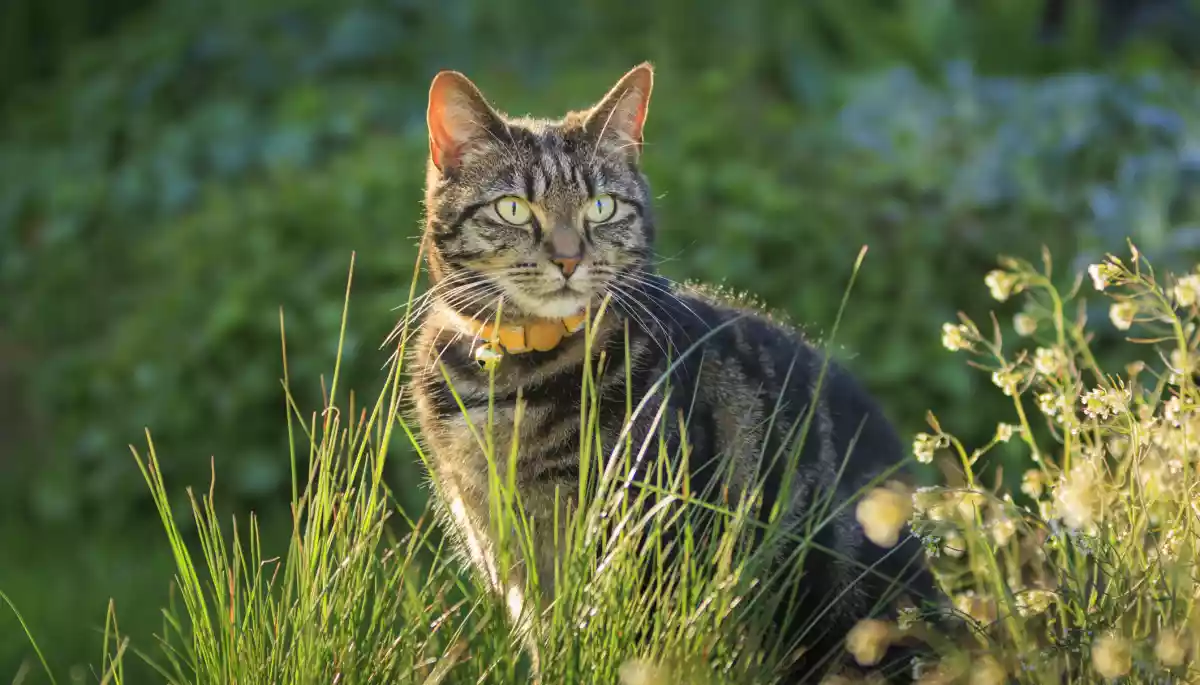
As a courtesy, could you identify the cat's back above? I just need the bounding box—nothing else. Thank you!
[659,281,924,660]
[649,278,851,406]
[643,278,906,489]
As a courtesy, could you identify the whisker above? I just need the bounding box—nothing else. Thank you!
[602,283,671,361]
[424,293,504,375]
[400,284,501,372]
[598,267,695,338]
[383,281,504,370]
[383,276,485,348]
[624,271,711,331]
[405,283,502,350]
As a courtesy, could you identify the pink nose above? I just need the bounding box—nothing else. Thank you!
[553,257,581,276]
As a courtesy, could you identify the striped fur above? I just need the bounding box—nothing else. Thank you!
[407,64,932,680]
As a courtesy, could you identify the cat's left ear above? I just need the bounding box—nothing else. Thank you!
[584,62,654,160]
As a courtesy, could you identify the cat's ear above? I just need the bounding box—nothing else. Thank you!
[427,70,503,172]
[584,62,654,159]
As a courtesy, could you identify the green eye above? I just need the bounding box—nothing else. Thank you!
[585,194,617,223]
[494,196,532,225]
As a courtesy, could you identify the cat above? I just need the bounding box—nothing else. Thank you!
[407,62,933,682]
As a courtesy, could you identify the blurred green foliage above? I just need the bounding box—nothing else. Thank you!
[0,0,155,97]
[5,0,1200,677]
[7,0,1200,522]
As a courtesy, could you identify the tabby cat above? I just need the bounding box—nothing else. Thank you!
[408,63,932,680]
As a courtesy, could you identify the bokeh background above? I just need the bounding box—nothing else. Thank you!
[4,0,1200,680]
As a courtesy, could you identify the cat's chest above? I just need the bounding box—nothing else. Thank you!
[416,366,560,457]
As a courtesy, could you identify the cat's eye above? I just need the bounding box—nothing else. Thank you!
[494,196,532,225]
[585,194,617,223]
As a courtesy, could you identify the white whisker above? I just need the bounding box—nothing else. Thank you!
[625,272,711,332]
[424,292,504,376]
[601,283,671,361]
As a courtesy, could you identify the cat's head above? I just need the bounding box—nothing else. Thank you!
[422,63,655,321]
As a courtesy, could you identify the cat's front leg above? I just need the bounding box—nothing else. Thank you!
[444,484,545,682]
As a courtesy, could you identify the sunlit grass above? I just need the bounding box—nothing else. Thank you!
[17,244,1200,684]
[69,247,935,685]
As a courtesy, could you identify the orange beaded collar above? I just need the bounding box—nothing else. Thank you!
[463,313,589,366]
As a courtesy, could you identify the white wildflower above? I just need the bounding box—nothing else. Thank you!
[1081,388,1106,418]
[912,433,945,464]
[990,514,1016,546]
[1013,312,1037,337]
[1174,274,1200,306]
[1080,387,1127,420]
[991,368,1021,396]
[1036,392,1072,423]
[1036,392,1057,417]
[912,488,950,523]
[940,323,970,352]
[1088,263,1112,291]
[985,270,1017,302]
[1109,301,1136,330]
[1033,347,1067,376]
[1055,463,1105,532]
[1155,631,1188,668]
[856,482,913,548]
[845,619,893,667]
[1020,469,1046,499]
[1092,633,1132,679]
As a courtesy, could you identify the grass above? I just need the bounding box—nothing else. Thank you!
[85,246,920,685]
[7,243,1200,684]
[0,519,189,684]
[0,589,54,683]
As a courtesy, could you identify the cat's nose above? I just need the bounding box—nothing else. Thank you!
[549,227,583,277]
[552,256,581,276]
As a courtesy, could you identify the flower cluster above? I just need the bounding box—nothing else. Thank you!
[1053,460,1108,533]
[1173,273,1200,306]
[912,432,948,464]
[855,482,913,548]
[984,269,1019,302]
[941,323,971,352]
[899,248,1200,683]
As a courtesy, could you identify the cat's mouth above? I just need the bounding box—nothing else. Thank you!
[538,273,593,296]
[544,284,591,304]
[509,281,596,319]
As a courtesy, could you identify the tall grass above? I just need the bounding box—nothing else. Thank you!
[119,253,485,683]
[81,247,932,685]
[47,243,1200,684]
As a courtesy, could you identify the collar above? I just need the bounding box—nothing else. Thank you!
[463,312,589,366]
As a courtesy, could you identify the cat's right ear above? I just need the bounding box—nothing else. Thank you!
[427,71,502,172]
